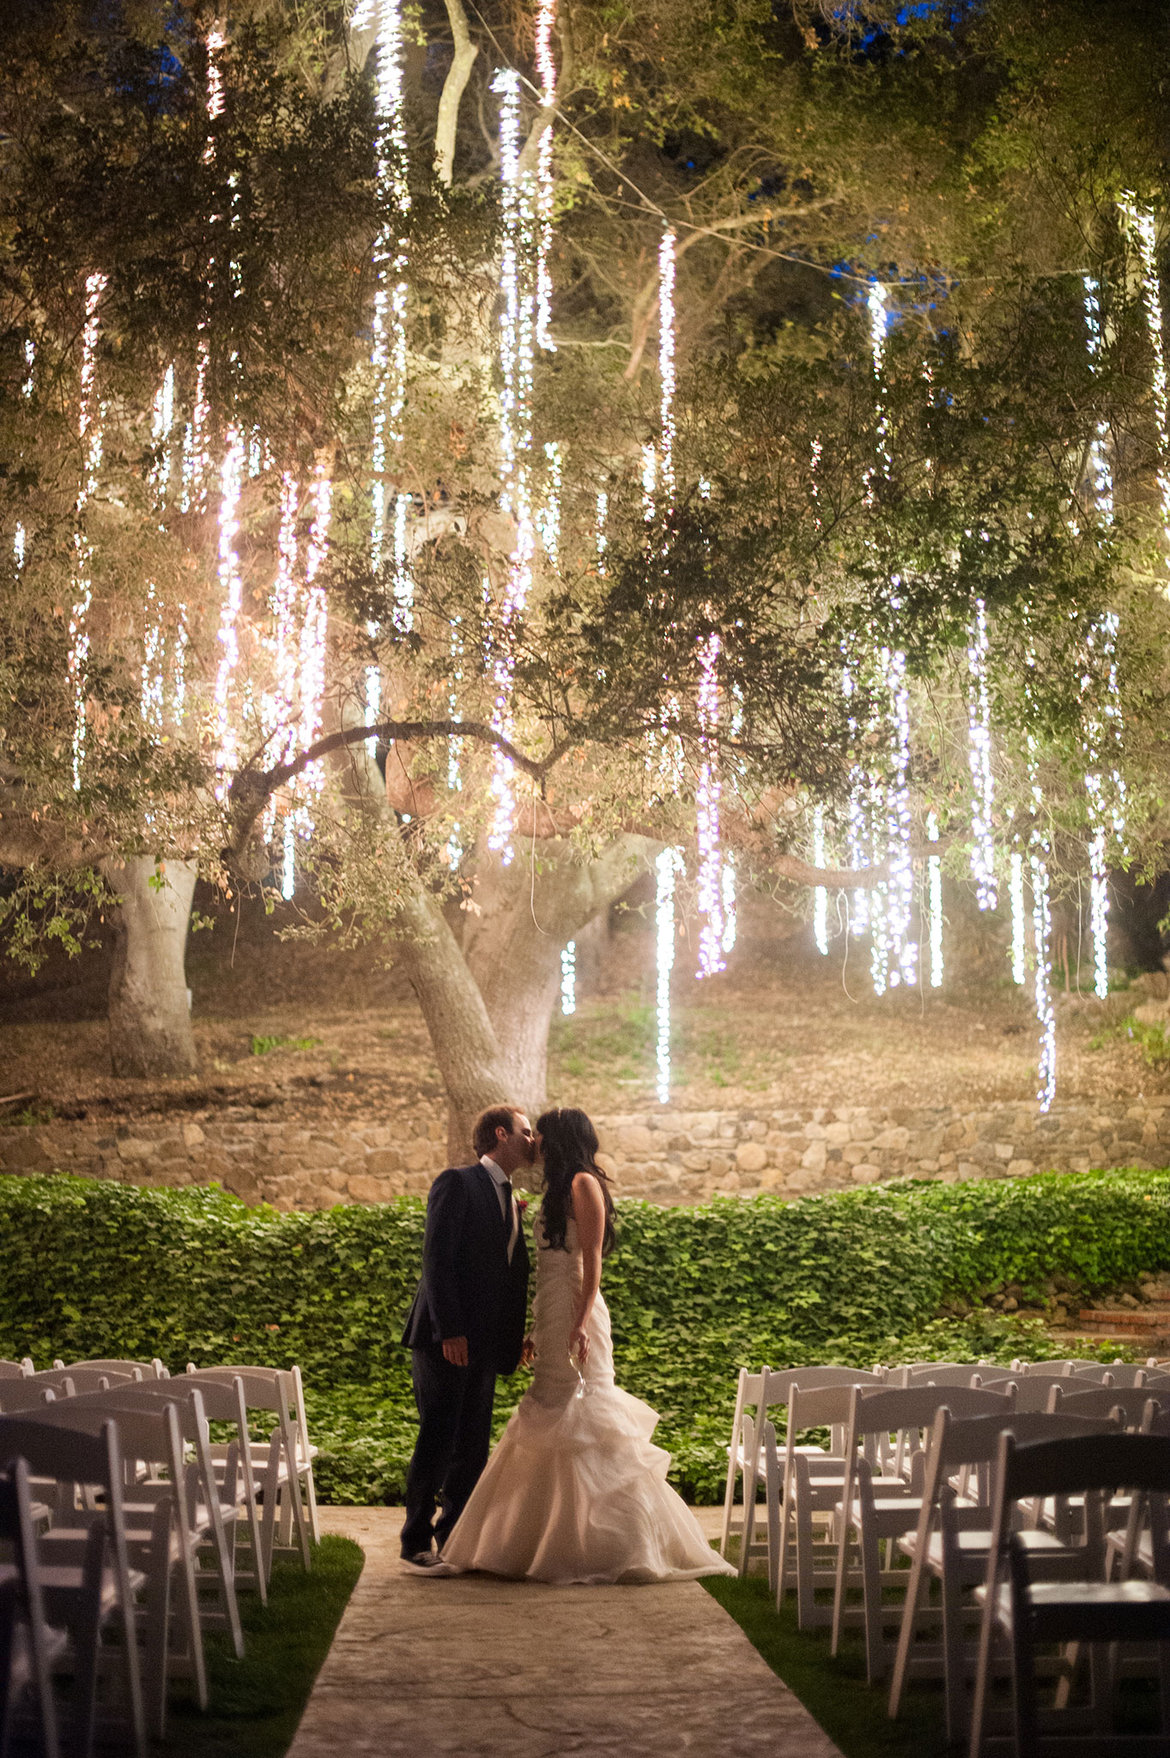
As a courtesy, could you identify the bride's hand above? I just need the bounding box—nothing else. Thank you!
[569,1325,589,1366]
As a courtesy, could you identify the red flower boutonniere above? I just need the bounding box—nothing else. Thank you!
[516,1198,529,1214]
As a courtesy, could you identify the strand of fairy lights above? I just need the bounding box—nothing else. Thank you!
[926,812,943,987]
[1080,278,1126,999]
[267,470,299,851]
[281,468,333,896]
[841,643,870,938]
[142,366,177,740]
[1119,195,1170,587]
[865,285,915,990]
[560,942,576,1015]
[967,596,997,910]
[68,271,107,790]
[1009,847,1026,985]
[534,0,558,352]
[538,441,562,567]
[1029,753,1057,1112]
[695,631,725,976]
[211,425,246,799]
[655,847,682,1104]
[595,487,608,576]
[182,24,225,514]
[488,67,539,863]
[812,805,829,955]
[658,230,677,517]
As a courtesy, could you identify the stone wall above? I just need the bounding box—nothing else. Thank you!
[2,1097,1169,1207]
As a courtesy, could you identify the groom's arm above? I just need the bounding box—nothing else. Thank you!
[423,1168,469,1356]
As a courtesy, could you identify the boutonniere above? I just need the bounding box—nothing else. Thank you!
[516,1198,529,1214]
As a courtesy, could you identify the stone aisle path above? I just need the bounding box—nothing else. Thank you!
[288,1508,843,1758]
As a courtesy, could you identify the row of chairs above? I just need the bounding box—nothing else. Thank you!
[0,1353,321,1758]
[721,1355,1170,1755]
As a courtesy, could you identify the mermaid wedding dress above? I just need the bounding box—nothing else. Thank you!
[441,1217,734,1584]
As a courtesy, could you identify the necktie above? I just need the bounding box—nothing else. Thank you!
[501,1178,518,1263]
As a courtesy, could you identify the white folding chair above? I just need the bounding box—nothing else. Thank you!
[889,1407,1117,1743]
[0,1416,147,1758]
[0,1455,64,1758]
[185,1368,314,1577]
[719,1366,771,1560]
[0,1365,26,1383]
[830,1384,1013,1682]
[30,1399,206,1739]
[738,1366,884,1577]
[52,1361,168,1383]
[970,1430,1170,1756]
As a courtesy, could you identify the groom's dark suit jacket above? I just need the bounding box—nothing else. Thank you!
[401,1162,530,1375]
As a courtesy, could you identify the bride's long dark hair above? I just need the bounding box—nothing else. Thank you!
[537,1106,616,1256]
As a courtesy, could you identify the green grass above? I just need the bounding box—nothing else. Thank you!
[702,1573,948,1758]
[249,1034,322,1057]
[160,1536,363,1758]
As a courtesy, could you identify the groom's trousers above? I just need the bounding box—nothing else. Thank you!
[401,1346,497,1556]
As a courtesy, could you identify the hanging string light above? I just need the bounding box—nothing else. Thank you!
[655,846,682,1104]
[299,466,333,801]
[265,471,299,852]
[560,941,576,1015]
[695,631,725,976]
[141,582,165,732]
[1009,848,1027,985]
[14,525,26,571]
[1030,822,1057,1111]
[538,440,562,567]
[1082,277,1114,524]
[69,270,107,791]
[183,24,226,516]
[926,811,943,988]
[488,66,538,864]
[812,805,829,956]
[841,645,870,938]
[21,338,34,400]
[534,0,558,353]
[967,596,997,909]
[211,425,246,799]
[595,486,608,576]
[1119,195,1170,584]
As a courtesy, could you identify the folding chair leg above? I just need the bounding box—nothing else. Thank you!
[941,1551,968,1742]
[830,1500,852,1657]
[303,1458,320,1548]
[738,1414,758,1579]
[1008,1551,1039,1758]
[888,1535,928,1721]
[860,1519,885,1683]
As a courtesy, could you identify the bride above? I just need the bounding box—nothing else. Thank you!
[441,1106,734,1584]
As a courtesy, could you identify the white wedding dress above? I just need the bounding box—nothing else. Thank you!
[441,1216,734,1584]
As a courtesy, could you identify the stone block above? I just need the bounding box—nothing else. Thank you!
[595,1152,618,1177]
[994,1142,1014,1161]
[618,1124,655,1157]
[851,1165,882,1184]
[682,1150,711,1172]
[824,1121,852,1147]
[735,1142,768,1174]
[800,1139,827,1174]
[182,1123,205,1148]
[364,1148,405,1177]
[117,1137,157,1162]
[0,1131,52,1171]
[957,1161,982,1181]
[1007,1159,1035,1178]
[347,1174,393,1205]
[403,1143,436,1173]
[873,1127,910,1152]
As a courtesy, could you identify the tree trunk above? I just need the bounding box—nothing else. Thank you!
[102,855,199,1078]
[390,835,654,1161]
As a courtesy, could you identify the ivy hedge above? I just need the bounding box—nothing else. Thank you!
[2,1168,1169,1503]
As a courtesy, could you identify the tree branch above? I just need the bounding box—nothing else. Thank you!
[434,0,478,188]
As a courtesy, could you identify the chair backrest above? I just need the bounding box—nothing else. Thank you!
[1050,1383,1165,1428]
[0,1361,26,1381]
[185,1367,297,1430]
[903,1365,991,1389]
[847,1383,1012,1439]
[762,1366,883,1406]
[0,1415,122,1497]
[0,1380,65,1413]
[976,1375,1079,1413]
[1012,1359,1080,1377]
[929,1406,1120,1475]
[55,1360,163,1382]
[1002,1430,1170,1501]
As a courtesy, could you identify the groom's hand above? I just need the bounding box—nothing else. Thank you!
[442,1336,469,1367]
[520,1335,535,1366]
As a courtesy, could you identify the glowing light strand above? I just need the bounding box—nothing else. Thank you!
[68,271,107,790]
[1010,849,1026,986]
[696,631,725,976]
[488,67,538,862]
[658,230,677,517]
[534,0,558,352]
[538,441,562,567]
[927,812,943,988]
[967,596,997,909]
[446,615,464,870]
[812,806,829,956]
[655,847,683,1104]
[560,942,576,1016]
[1119,195,1170,583]
[211,425,246,798]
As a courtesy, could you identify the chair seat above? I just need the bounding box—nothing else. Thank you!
[39,1562,146,1618]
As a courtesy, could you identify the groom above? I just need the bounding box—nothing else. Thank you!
[399,1104,535,1569]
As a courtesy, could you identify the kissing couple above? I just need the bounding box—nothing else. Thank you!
[400,1103,733,1584]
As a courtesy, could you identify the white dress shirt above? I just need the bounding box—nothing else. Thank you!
[481,1153,519,1262]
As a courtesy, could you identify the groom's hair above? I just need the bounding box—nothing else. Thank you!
[472,1105,520,1158]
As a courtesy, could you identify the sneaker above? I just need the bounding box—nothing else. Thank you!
[400,1551,457,1577]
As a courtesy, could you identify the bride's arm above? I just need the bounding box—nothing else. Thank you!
[568,1171,606,1366]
